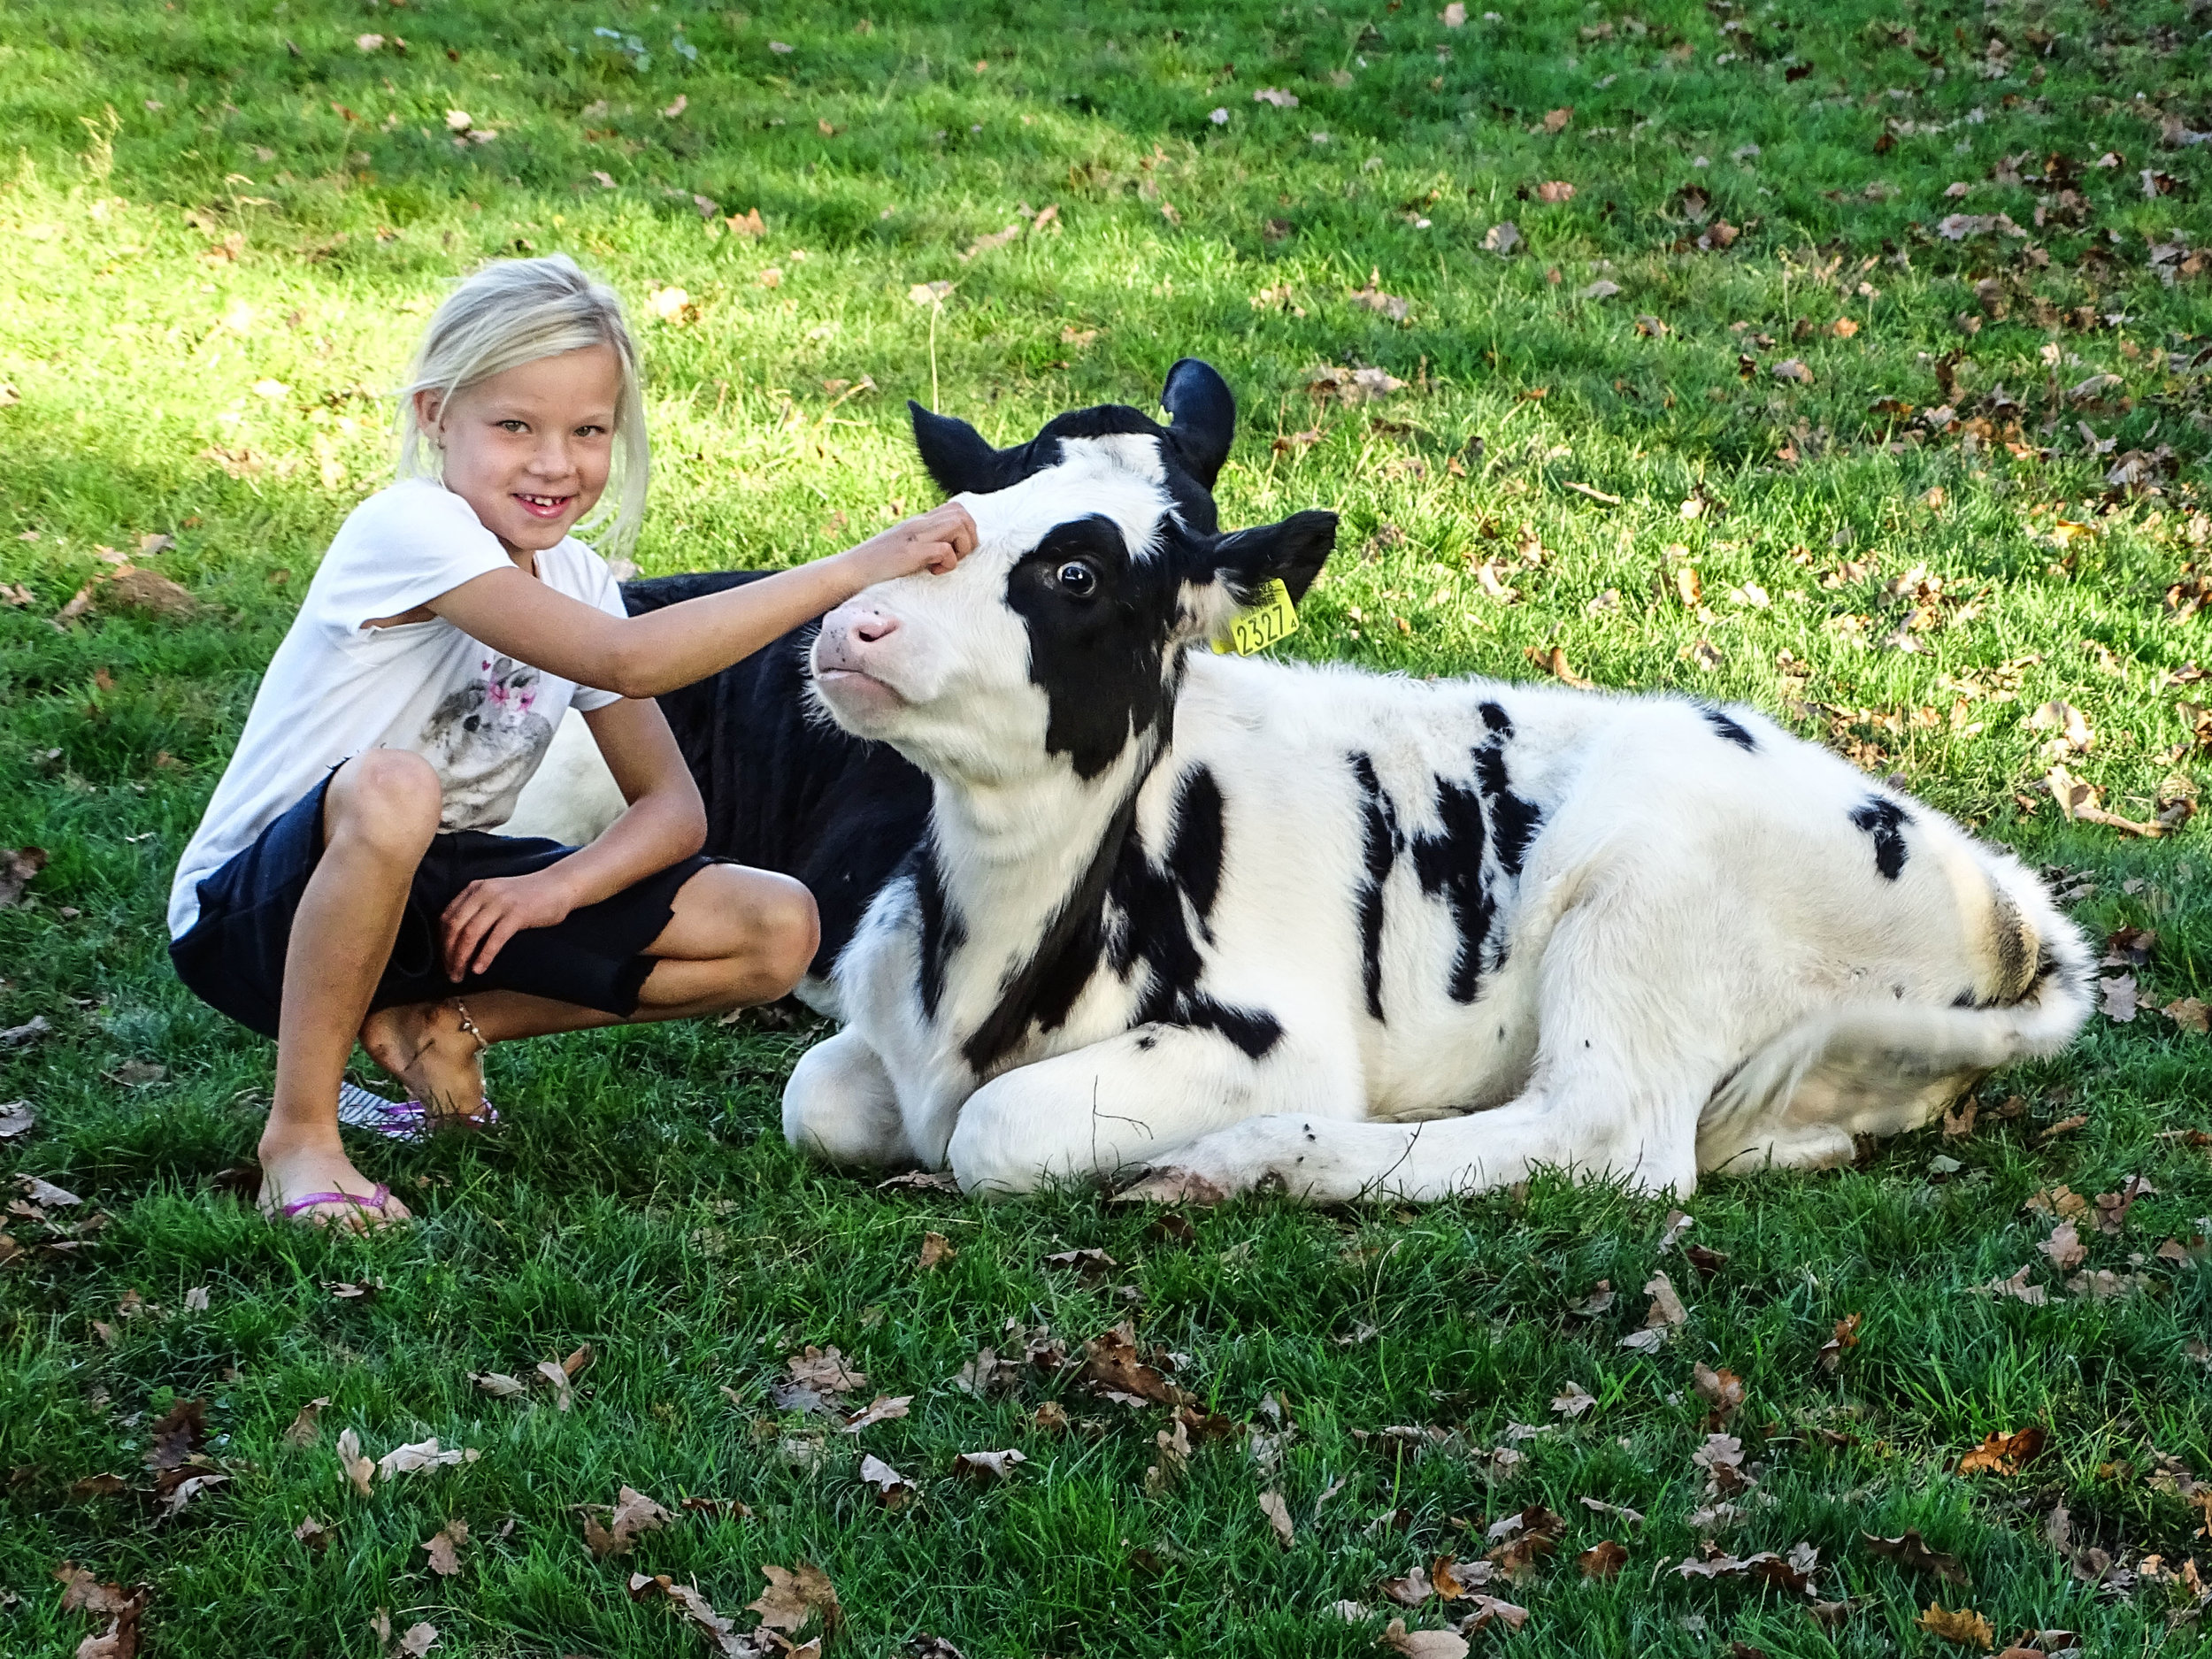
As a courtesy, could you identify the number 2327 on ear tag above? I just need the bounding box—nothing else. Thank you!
[1210,579,1300,656]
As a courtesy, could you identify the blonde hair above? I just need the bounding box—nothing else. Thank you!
[396,254,650,557]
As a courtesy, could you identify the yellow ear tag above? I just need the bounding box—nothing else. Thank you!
[1210,578,1301,656]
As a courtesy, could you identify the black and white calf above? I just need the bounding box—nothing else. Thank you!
[511,362,2093,1202]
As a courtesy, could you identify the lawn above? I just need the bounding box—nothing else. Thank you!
[4,0,2212,1653]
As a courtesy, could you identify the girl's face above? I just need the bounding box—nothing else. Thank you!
[416,343,623,558]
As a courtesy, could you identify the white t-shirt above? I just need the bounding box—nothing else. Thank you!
[168,479,626,938]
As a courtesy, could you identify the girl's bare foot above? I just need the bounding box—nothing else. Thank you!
[360,999,489,1125]
[257,1132,411,1229]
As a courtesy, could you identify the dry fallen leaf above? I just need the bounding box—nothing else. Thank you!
[918,1231,957,1270]
[282,1396,332,1448]
[376,1438,479,1480]
[1957,1425,2047,1476]
[858,1453,915,1509]
[841,1394,913,1434]
[1693,1363,1744,1426]
[1260,1488,1295,1548]
[1619,1271,1688,1352]
[1550,1381,1596,1418]
[787,1346,867,1394]
[19,1173,80,1208]
[2038,1224,2086,1272]
[1380,1618,1470,1659]
[1042,1246,1119,1279]
[748,1563,843,1635]
[2101,974,2139,1022]
[1918,1602,1995,1649]
[1578,1539,1630,1578]
[395,1620,440,1656]
[1971,1264,2048,1305]
[420,1518,467,1577]
[1864,1529,1969,1585]
[953,1448,1029,1482]
[294,1515,334,1553]
[472,1372,528,1399]
[336,1428,373,1498]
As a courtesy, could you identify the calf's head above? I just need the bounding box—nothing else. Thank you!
[811,359,1338,785]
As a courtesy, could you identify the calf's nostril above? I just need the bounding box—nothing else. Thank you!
[855,615,899,645]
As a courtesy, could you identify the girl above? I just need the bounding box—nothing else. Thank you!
[167,255,975,1225]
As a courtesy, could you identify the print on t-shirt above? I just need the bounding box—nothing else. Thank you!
[420,653,557,829]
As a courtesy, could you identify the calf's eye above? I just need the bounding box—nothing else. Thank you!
[1056,561,1098,597]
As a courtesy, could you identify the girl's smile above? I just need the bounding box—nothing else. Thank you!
[415,343,623,559]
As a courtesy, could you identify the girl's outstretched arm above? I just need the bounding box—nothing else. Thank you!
[431,503,976,700]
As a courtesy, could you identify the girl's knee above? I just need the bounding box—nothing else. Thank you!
[328,750,442,857]
[758,874,820,992]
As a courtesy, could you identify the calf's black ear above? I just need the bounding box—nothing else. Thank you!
[910,402,1018,497]
[1210,510,1338,606]
[1158,358,1236,488]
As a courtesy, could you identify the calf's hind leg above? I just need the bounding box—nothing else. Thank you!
[782,1027,914,1168]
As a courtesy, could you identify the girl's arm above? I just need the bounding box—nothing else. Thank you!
[438,696,705,979]
[429,504,975,701]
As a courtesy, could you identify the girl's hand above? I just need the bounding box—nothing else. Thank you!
[441,870,579,980]
[841,503,979,586]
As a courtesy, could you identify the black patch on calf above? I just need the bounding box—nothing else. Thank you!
[1005,515,1180,780]
[1701,706,1759,752]
[912,837,965,1022]
[1848,797,1912,880]
[1471,707,1543,879]
[1409,773,1494,1003]
[1166,765,1226,925]
[1350,753,1401,1020]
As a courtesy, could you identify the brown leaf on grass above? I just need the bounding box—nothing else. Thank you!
[1260,1488,1295,1548]
[2100,974,2139,1022]
[859,1453,915,1509]
[1534,180,1576,203]
[953,1448,1028,1482]
[68,1473,128,1499]
[1551,1381,1597,1418]
[1619,1271,1688,1352]
[1864,1529,1968,1585]
[281,1397,331,1448]
[0,848,46,909]
[918,1231,957,1270]
[472,1372,528,1399]
[748,1563,843,1634]
[1918,1603,1995,1648]
[2166,997,2211,1033]
[1578,1495,1644,1527]
[58,1566,149,1659]
[19,1174,80,1207]
[1485,1505,1565,1581]
[629,1573,741,1649]
[1379,1563,1434,1606]
[876,1169,960,1194]
[1482,221,1522,255]
[335,1428,373,1499]
[294,1515,334,1553]
[2038,1224,2085,1272]
[1771,358,1816,385]
[1380,1618,1470,1658]
[1079,1322,1184,1407]
[1458,1594,1531,1633]
[0,1101,35,1139]
[787,1346,866,1395]
[1032,1401,1071,1433]
[1578,1539,1630,1578]
[421,1518,467,1577]
[376,1439,478,1479]
[1957,1426,2046,1476]
[1971,1265,2047,1305]
[1693,1363,1745,1427]
[324,1279,382,1302]
[2093,1175,2154,1234]
[145,1399,206,1472]
[1526,645,1594,688]
[2025,1184,2088,1217]
[841,1394,913,1433]
[1567,1281,1615,1317]
[582,1485,674,1559]
[1942,1100,1978,1140]
[1542,106,1573,133]
[157,1471,228,1520]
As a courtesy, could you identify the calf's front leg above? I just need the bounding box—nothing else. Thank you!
[947,1021,1356,1197]
[782,1026,915,1168]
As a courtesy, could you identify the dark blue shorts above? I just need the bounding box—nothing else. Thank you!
[170,771,714,1039]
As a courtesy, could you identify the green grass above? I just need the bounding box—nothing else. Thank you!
[4,0,2212,1653]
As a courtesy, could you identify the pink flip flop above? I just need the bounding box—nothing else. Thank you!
[338,1082,498,1141]
[276,1182,396,1222]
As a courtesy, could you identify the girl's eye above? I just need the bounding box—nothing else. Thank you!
[1056,561,1097,597]
[498,419,528,433]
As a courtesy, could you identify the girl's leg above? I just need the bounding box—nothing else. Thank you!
[360,864,818,1102]
[259,750,445,1225]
